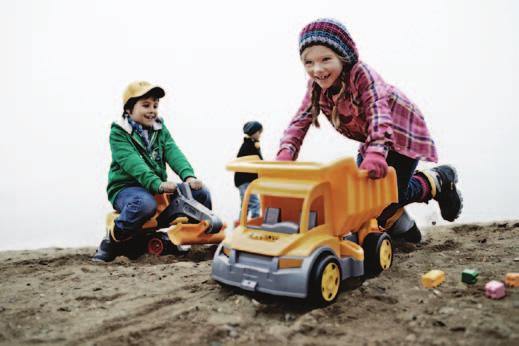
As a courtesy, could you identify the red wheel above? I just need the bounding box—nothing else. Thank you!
[147,237,164,256]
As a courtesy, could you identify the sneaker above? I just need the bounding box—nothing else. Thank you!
[423,165,463,222]
[92,236,120,262]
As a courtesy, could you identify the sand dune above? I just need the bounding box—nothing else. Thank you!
[0,221,518,345]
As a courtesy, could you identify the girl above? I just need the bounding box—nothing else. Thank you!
[277,19,462,241]
[93,81,212,262]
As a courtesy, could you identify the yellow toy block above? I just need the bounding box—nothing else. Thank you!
[422,270,445,288]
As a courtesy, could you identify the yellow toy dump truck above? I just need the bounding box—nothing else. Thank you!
[211,156,398,304]
[106,183,226,256]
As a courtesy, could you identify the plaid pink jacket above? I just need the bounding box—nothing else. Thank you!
[278,62,438,162]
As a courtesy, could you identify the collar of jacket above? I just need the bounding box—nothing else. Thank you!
[243,135,258,142]
[116,115,163,135]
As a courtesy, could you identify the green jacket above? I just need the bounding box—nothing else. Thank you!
[107,116,195,204]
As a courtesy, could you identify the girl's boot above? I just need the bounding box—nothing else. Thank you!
[419,165,463,222]
[385,208,422,243]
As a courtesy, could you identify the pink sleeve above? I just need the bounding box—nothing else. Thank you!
[277,80,314,160]
[351,63,394,157]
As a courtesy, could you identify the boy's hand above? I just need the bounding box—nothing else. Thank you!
[159,181,177,193]
[186,177,203,190]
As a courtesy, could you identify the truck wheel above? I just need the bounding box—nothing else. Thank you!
[147,237,165,256]
[363,232,393,275]
[309,255,341,305]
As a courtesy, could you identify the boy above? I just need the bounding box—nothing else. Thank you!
[234,121,263,220]
[93,81,211,262]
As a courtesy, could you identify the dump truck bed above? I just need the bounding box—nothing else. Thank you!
[226,156,398,236]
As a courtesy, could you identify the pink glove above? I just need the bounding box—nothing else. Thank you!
[360,152,388,179]
[276,149,293,161]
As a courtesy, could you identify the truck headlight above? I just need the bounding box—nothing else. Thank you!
[278,257,303,269]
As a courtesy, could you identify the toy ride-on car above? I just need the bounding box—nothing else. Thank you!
[105,183,226,256]
[211,156,398,305]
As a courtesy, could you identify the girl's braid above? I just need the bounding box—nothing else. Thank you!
[330,78,346,128]
[310,82,322,128]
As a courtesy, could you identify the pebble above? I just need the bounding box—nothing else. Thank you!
[439,307,456,315]
[405,334,417,342]
[513,257,519,262]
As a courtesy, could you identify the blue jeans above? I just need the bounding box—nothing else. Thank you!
[357,151,425,227]
[113,185,213,236]
[238,183,260,219]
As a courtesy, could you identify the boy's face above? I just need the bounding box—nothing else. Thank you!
[127,97,159,127]
[302,45,343,90]
[251,130,262,141]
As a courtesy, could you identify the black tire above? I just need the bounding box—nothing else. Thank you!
[121,233,148,260]
[363,232,393,275]
[308,255,342,306]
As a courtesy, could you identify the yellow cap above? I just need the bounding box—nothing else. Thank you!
[122,81,165,108]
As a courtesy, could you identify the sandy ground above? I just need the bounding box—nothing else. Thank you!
[0,221,518,346]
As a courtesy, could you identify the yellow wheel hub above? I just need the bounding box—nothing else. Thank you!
[379,239,392,270]
[321,262,340,301]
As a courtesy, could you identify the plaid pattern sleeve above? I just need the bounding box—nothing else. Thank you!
[351,62,393,158]
[277,80,314,160]
[351,62,438,162]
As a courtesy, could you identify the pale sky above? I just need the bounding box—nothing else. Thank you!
[1,0,518,250]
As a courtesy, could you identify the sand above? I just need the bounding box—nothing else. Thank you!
[0,221,518,346]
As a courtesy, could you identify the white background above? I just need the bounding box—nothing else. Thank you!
[1,0,518,250]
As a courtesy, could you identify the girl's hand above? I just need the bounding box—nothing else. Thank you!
[186,177,203,190]
[276,149,293,161]
[159,181,178,193]
[360,152,388,179]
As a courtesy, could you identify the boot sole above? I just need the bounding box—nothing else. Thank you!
[91,257,114,263]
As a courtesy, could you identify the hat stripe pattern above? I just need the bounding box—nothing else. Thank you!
[299,18,358,65]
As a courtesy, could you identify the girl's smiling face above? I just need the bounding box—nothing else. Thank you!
[302,45,343,90]
[127,96,160,127]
